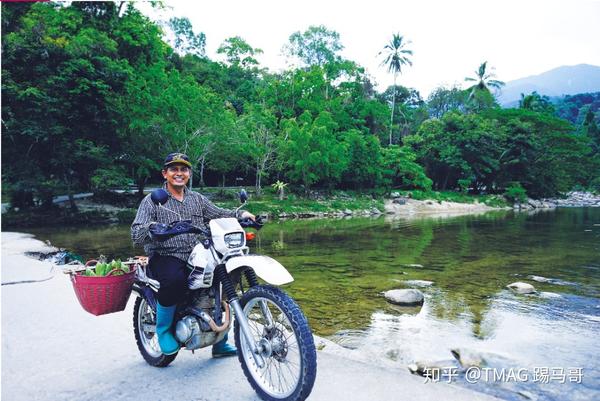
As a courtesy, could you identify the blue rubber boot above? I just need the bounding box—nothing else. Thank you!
[212,332,237,358]
[156,302,180,355]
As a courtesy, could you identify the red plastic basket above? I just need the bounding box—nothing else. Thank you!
[70,265,136,316]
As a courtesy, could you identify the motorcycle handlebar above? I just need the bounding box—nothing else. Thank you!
[150,216,264,241]
[149,220,209,241]
[239,216,265,230]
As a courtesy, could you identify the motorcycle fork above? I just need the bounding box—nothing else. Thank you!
[217,264,266,368]
[243,269,275,330]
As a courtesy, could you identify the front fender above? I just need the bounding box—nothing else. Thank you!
[226,255,294,285]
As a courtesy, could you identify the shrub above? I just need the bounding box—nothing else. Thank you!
[504,182,528,204]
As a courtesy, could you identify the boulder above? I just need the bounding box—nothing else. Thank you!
[507,281,536,294]
[384,289,424,306]
[528,275,551,283]
[451,348,485,368]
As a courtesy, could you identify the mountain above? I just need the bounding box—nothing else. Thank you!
[498,64,600,106]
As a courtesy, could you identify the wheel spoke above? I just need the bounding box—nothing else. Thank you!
[238,289,314,399]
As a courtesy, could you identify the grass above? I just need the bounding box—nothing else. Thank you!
[206,189,385,216]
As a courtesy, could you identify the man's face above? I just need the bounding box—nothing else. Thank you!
[162,163,191,189]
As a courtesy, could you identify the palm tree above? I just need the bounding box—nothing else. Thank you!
[379,34,413,145]
[464,61,504,100]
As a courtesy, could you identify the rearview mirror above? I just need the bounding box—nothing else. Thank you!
[240,188,248,204]
[151,188,169,205]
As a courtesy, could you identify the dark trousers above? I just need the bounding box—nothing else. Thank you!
[148,255,188,306]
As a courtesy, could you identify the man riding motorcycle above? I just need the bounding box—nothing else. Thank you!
[131,152,255,357]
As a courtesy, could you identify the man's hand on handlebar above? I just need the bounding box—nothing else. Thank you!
[240,211,256,221]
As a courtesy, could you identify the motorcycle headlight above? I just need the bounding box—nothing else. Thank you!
[224,232,244,248]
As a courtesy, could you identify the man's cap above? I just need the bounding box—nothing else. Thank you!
[163,152,192,168]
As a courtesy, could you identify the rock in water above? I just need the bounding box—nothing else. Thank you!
[384,289,424,306]
[528,275,551,283]
[451,348,485,368]
[507,282,536,294]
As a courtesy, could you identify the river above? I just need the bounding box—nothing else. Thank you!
[21,207,600,401]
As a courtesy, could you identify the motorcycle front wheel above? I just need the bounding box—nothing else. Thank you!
[234,285,317,401]
[133,296,177,367]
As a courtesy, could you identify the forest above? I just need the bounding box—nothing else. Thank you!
[2,1,599,210]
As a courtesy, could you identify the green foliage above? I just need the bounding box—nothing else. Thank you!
[271,180,288,200]
[285,25,343,67]
[519,91,555,114]
[281,111,347,191]
[464,61,504,112]
[504,182,528,204]
[380,145,432,191]
[483,108,590,197]
[1,3,594,209]
[408,112,504,192]
[91,166,130,192]
[426,86,468,118]
[407,109,592,197]
[379,33,413,145]
[84,259,129,276]
[168,17,205,56]
[217,36,262,68]
[341,130,382,189]
[554,92,600,124]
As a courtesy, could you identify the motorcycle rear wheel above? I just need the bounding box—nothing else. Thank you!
[234,285,317,401]
[133,296,177,367]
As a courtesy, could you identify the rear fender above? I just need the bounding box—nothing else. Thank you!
[226,255,293,285]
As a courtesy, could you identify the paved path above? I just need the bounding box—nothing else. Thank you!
[1,232,500,401]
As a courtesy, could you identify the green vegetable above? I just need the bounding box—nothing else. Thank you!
[95,262,107,277]
[84,259,131,277]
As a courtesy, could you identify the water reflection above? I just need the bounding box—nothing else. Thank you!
[22,208,600,400]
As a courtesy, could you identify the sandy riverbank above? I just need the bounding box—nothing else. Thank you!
[384,198,509,218]
[1,232,500,401]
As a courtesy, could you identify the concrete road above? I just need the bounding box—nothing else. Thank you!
[1,232,499,401]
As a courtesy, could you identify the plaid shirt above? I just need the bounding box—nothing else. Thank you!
[131,185,238,262]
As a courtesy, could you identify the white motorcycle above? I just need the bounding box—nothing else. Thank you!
[132,189,317,401]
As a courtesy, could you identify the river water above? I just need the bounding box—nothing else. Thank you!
[22,208,600,401]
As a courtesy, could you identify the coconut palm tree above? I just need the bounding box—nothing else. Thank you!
[379,34,413,145]
[465,61,504,98]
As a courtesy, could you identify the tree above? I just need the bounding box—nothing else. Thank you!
[379,33,413,145]
[167,17,205,56]
[519,91,555,114]
[238,105,280,196]
[1,2,131,203]
[379,145,432,191]
[407,112,504,192]
[285,25,343,67]
[340,129,382,189]
[483,108,591,197]
[217,36,263,68]
[426,86,468,118]
[281,111,347,192]
[379,85,425,141]
[464,61,504,111]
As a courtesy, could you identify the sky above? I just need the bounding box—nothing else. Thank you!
[138,0,600,97]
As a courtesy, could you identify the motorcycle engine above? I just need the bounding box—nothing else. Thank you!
[174,289,225,350]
